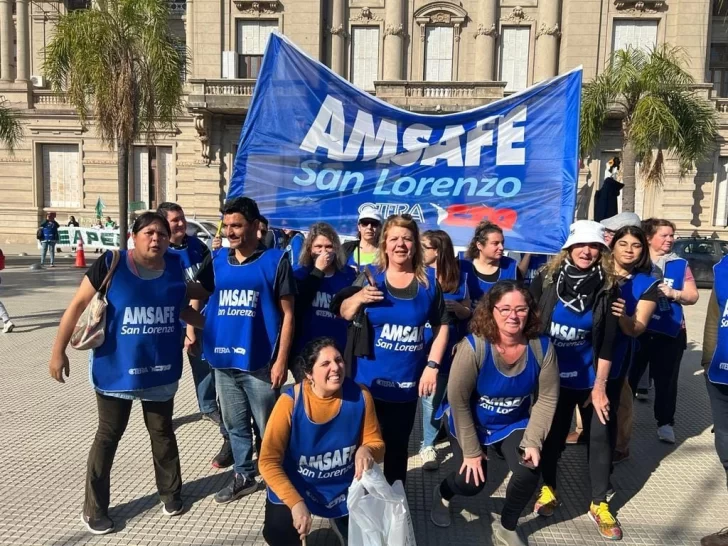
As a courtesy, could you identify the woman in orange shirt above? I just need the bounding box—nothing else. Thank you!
[259,337,385,545]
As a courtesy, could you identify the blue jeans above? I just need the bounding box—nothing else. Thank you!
[215,367,278,478]
[187,336,218,414]
[706,376,728,489]
[41,241,56,265]
[420,373,448,450]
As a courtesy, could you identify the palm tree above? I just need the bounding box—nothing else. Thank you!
[0,99,22,150]
[580,46,718,212]
[44,0,186,248]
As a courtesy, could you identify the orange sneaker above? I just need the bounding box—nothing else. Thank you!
[588,502,623,541]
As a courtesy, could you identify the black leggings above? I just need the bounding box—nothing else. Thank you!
[263,498,347,546]
[374,398,418,485]
[629,330,687,427]
[439,429,540,531]
[540,380,622,504]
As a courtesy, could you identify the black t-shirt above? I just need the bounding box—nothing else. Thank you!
[195,245,296,299]
[85,251,115,291]
[473,265,524,283]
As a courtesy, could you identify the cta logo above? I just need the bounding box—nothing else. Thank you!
[431,203,517,229]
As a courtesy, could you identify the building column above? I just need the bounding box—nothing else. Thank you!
[0,0,12,82]
[16,0,30,82]
[330,0,346,76]
[383,0,404,80]
[474,0,498,81]
[184,0,193,79]
[534,0,561,82]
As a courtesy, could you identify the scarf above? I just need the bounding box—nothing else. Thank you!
[556,258,605,313]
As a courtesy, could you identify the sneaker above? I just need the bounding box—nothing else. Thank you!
[702,528,728,546]
[588,502,623,540]
[329,517,348,546]
[80,512,115,535]
[430,484,451,528]
[492,518,527,546]
[211,438,234,469]
[201,409,222,426]
[214,473,258,504]
[657,424,676,444]
[533,485,559,517]
[2,321,14,333]
[613,449,630,465]
[606,487,616,503]
[421,446,439,471]
[161,498,184,516]
[566,431,585,445]
[635,388,649,401]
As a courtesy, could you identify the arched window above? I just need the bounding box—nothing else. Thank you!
[414,2,467,82]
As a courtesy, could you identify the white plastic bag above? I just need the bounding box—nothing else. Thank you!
[347,465,417,546]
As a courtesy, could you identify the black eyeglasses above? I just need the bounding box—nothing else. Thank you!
[359,219,381,228]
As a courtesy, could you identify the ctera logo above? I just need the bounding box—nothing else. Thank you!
[359,202,425,223]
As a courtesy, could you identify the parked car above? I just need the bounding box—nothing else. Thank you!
[186,219,230,249]
[673,237,728,288]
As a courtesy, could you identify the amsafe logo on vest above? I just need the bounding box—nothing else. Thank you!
[120,306,176,335]
[297,444,357,480]
[375,324,425,352]
[218,289,260,317]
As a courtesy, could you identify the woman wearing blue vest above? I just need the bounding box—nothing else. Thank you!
[259,337,384,545]
[419,229,471,471]
[49,212,204,535]
[292,223,356,379]
[700,254,728,546]
[629,218,699,445]
[430,281,558,546]
[337,214,449,485]
[462,221,520,305]
[530,220,625,541]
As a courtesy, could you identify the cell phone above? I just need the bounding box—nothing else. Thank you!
[517,447,536,470]
[363,265,377,288]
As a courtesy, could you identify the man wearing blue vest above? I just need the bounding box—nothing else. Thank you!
[190,196,296,504]
[38,213,60,267]
[156,202,220,426]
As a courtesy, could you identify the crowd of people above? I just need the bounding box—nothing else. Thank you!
[46,197,728,546]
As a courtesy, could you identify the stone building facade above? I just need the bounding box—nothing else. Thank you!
[0,0,725,243]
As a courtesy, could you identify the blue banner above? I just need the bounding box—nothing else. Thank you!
[229,33,581,254]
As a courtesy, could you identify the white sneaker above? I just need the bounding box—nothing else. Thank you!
[420,446,439,471]
[492,518,527,546]
[657,424,676,444]
[2,321,14,333]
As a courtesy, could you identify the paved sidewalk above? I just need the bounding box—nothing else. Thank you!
[0,266,724,546]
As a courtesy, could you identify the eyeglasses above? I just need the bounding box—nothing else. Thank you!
[359,219,381,228]
[493,306,529,318]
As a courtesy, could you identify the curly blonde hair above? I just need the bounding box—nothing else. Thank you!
[375,215,429,286]
[544,247,615,289]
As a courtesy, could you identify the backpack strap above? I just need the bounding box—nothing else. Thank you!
[528,336,547,367]
[471,335,490,373]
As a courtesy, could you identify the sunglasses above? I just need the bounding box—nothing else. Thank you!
[359,219,381,228]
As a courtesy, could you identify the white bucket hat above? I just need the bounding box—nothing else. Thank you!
[562,220,607,250]
[358,206,383,223]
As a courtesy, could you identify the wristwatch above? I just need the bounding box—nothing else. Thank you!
[426,360,440,370]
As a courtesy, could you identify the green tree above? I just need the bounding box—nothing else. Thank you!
[0,99,22,150]
[580,46,718,212]
[44,0,186,248]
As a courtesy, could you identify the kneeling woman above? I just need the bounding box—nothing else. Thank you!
[430,281,559,546]
[260,338,384,545]
[49,212,204,535]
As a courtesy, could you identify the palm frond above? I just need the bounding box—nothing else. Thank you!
[0,99,22,150]
[579,71,615,157]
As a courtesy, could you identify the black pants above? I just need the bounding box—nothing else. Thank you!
[706,377,728,489]
[540,380,622,504]
[262,498,348,546]
[629,330,687,427]
[439,429,540,531]
[84,393,182,518]
[374,398,418,485]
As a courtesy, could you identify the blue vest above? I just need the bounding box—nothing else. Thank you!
[448,335,545,445]
[708,257,728,385]
[611,272,659,379]
[523,255,550,287]
[647,259,687,337]
[465,256,518,305]
[203,249,284,372]
[286,232,305,266]
[549,300,596,390]
[424,268,470,376]
[41,221,56,241]
[356,269,438,402]
[167,235,207,282]
[267,379,365,518]
[91,251,186,392]
[293,266,357,355]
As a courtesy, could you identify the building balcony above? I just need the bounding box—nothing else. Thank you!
[373,81,507,113]
[32,91,75,110]
[186,79,256,114]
